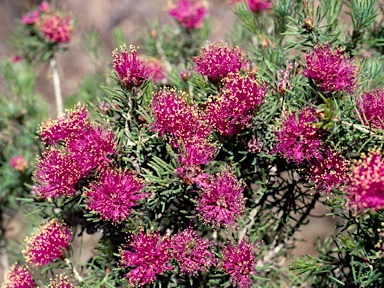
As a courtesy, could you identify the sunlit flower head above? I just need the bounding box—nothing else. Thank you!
[32,147,86,199]
[2,263,36,288]
[112,44,148,90]
[356,88,384,130]
[222,238,261,288]
[38,12,73,43]
[197,170,245,227]
[23,219,72,266]
[45,275,76,288]
[84,168,146,224]
[38,104,88,145]
[205,72,267,135]
[168,0,208,30]
[273,107,323,164]
[347,148,384,213]
[192,43,247,84]
[151,89,208,146]
[119,231,173,286]
[303,44,357,93]
[170,227,215,276]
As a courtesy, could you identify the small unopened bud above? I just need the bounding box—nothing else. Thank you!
[150,29,158,38]
[10,156,29,173]
[303,17,314,31]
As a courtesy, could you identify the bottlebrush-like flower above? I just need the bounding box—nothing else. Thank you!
[205,72,267,135]
[303,44,357,93]
[170,227,215,276]
[192,43,247,84]
[143,58,166,84]
[65,124,116,172]
[151,89,208,145]
[356,88,384,130]
[10,156,29,173]
[45,275,76,288]
[39,1,50,12]
[2,263,36,288]
[197,170,245,227]
[38,12,73,43]
[32,147,86,198]
[112,44,148,90]
[273,107,323,164]
[119,231,173,286]
[38,104,88,145]
[22,10,39,25]
[222,238,260,288]
[23,219,72,266]
[168,0,208,30]
[246,0,272,12]
[347,149,384,213]
[308,148,349,193]
[84,168,145,224]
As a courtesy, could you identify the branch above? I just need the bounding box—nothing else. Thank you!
[50,56,64,116]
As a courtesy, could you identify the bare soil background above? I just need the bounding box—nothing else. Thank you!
[0,0,336,284]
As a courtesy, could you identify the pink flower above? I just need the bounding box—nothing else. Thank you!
[168,0,208,30]
[84,168,145,224]
[119,231,173,286]
[205,72,267,135]
[356,88,384,130]
[39,1,50,12]
[246,0,272,12]
[170,227,215,276]
[347,149,384,213]
[192,43,247,84]
[22,10,39,25]
[46,275,76,288]
[303,44,357,93]
[112,45,148,90]
[32,147,87,198]
[197,170,245,227]
[143,58,166,84]
[273,107,323,164]
[151,89,208,146]
[308,149,349,193]
[38,13,73,43]
[2,263,36,288]
[10,156,29,173]
[176,137,217,185]
[38,104,88,145]
[23,219,72,266]
[65,124,116,172]
[222,238,260,288]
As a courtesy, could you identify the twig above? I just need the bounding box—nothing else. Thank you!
[65,258,83,283]
[337,119,384,140]
[50,56,64,116]
[155,40,172,74]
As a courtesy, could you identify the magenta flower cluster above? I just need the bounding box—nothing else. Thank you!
[119,231,173,286]
[33,105,116,199]
[303,44,357,93]
[23,219,72,266]
[357,88,384,130]
[273,107,323,164]
[85,168,146,224]
[192,43,247,83]
[2,263,36,288]
[46,275,76,288]
[205,72,267,135]
[170,227,215,276]
[168,0,208,30]
[222,238,261,288]
[112,45,148,90]
[347,149,384,213]
[197,170,245,227]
